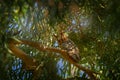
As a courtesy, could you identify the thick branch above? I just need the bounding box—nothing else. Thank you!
[8,38,98,80]
[8,38,37,70]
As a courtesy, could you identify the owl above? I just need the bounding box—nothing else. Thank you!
[55,31,80,62]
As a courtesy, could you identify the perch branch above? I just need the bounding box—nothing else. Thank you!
[8,38,98,80]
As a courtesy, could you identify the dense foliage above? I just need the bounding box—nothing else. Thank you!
[0,0,120,80]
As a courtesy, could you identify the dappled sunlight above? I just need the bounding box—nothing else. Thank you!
[0,0,120,80]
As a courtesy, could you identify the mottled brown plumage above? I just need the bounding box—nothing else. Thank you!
[55,31,80,62]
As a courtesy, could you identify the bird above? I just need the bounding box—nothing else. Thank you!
[56,31,80,62]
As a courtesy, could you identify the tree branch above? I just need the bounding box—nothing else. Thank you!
[8,38,98,80]
[8,38,37,70]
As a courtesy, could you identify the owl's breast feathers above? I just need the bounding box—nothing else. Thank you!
[59,39,80,62]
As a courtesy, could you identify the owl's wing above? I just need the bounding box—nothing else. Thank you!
[68,48,80,62]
